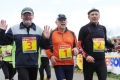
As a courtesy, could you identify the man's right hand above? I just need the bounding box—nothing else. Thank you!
[86,55,95,63]
[50,56,57,64]
[0,20,8,30]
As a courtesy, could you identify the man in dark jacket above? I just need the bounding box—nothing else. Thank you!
[0,7,51,80]
[78,8,120,80]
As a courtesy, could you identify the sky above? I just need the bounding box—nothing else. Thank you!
[0,0,120,38]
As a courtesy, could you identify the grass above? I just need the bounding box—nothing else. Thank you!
[93,72,120,79]
[107,73,120,80]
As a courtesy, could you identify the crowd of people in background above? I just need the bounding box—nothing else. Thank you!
[105,36,120,52]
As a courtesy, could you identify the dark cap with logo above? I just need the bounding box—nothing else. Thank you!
[21,7,34,14]
[57,14,67,20]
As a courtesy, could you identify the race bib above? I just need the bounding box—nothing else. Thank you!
[22,37,37,53]
[59,45,72,60]
[92,38,105,52]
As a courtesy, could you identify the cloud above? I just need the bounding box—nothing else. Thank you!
[99,6,120,28]
[51,0,66,5]
[67,10,89,36]
[87,0,101,3]
[6,12,21,28]
[34,12,57,29]
[27,0,40,3]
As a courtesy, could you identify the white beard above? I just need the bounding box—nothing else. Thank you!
[23,20,32,26]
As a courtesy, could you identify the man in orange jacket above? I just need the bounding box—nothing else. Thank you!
[45,14,79,80]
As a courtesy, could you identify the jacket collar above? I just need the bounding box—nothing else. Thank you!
[89,22,99,27]
[19,22,36,30]
[55,27,68,32]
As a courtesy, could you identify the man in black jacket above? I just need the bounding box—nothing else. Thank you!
[78,8,120,80]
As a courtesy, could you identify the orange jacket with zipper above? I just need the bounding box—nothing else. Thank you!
[45,27,78,66]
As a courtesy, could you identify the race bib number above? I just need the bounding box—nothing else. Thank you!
[59,45,72,60]
[22,37,37,53]
[92,38,105,52]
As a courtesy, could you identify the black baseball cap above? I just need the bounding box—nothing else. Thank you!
[21,7,34,14]
[57,14,67,20]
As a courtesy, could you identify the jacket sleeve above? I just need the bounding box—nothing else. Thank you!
[72,31,78,48]
[45,49,53,59]
[0,28,14,45]
[78,26,89,58]
[103,26,114,48]
[39,36,51,49]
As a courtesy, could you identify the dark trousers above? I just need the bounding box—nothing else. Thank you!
[17,68,38,80]
[39,64,51,80]
[54,65,74,80]
[83,58,107,80]
[2,61,16,79]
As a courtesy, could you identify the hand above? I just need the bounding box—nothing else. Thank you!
[114,45,120,50]
[0,20,8,30]
[0,57,2,61]
[72,47,79,56]
[86,55,95,63]
[42,25,52,39]
[117,49,120,53]
[5,50,11,54]
[104,48,108,52]
[50,56,57,64]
